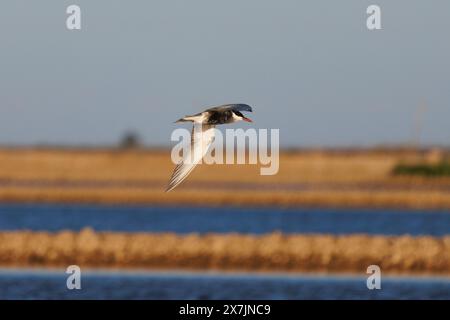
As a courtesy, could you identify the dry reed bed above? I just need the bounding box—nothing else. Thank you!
[1,148,450,209]
[0,229,449,274]
[0,148,445,185]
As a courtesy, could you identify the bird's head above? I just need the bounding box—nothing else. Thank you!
[232,110,253,123]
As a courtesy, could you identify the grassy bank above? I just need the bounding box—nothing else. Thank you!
[393,162,450,177]
[1,229,449,275]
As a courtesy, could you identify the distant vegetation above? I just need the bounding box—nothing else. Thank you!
[2,149,450,209]
[393,162,450,177]
[119,132,141,149]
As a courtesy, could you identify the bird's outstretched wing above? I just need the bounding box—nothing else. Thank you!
[205,104,252,113]
[166,124,215,192]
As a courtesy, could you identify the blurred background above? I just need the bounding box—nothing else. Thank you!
[0,0,450,299]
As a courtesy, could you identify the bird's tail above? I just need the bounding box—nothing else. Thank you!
[175,114,201,123]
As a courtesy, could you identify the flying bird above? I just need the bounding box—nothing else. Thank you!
[166,104,253,192]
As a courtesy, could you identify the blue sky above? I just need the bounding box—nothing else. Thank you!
[1,1,449,147]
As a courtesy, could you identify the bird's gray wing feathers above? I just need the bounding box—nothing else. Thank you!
[166,124,215,192]
[205,104,252,113]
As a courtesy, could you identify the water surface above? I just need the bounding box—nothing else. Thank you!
[0,203,449,236]
[0,269,449,299]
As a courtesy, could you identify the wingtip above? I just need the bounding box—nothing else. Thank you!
[240,104,253,112]
[165,182,179,192]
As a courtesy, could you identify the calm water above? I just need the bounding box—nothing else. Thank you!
[0,203,449,235]
[0,269,449,300]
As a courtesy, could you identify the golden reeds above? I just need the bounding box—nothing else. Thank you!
[1,229,449,274]
[0,148,450,209]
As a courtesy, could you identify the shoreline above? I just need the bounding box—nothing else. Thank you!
[1,187,450,210]
[1,266,450,280]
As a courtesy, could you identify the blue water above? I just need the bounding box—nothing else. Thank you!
[0,203,449,236]
[0,269,449,300]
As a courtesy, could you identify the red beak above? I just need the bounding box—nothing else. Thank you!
[243,117,253,123]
